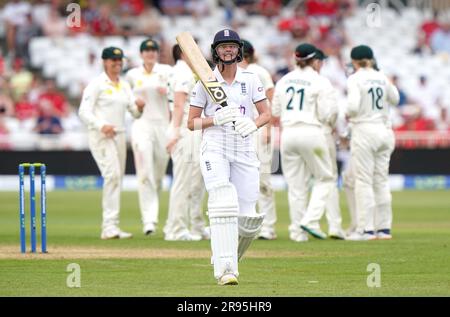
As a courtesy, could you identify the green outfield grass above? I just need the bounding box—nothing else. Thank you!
[0,190,449,296]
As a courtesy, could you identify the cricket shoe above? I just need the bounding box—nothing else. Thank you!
[257,229,277,240]
[300,225,327,240]
[346,226,357,237]
[218,273,239,286]
[328,229,346,240]
[289,231,309,242]
[143,223,156,236]
[165,232,202,241]
[376,229,392,240]
[101,229,133,240]
[189,227,211,241]
[346,231,377,241]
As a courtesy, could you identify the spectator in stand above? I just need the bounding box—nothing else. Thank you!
[278,5,311,37]
[160,0,186,16]
[395,106,435,132]
[409,75,440,122]
[313,20,349,56]
[116,4,139,37]
[38,79,70,118]
[34,99,63,135]
[2,0,32,56]
[83,0,100,26]
[32,0,52,27]
[336,0,356,18]
[9,58,33,102]
[235,0,259,15]
[391,75,408,107]
[90,4,117,36]
[186,0,211,19]
[14,92,37,122]
[0,83,15,117]
[119,0,145,15]
[136,2,163,36]
[15,13,42,66]
[421,11,440,46]
[306,0,338,19]
[430,16,450,55]
[258,0,282,18]
[0,104,12,150]
[28,76,45,106]
[42,8,67,38]
[415,11,442,55]
[434,105,449,131]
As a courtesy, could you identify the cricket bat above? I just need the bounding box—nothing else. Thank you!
[176,32,228,107]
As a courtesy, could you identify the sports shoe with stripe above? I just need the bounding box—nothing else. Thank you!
[218,273,239,286]
[376,229,392,240]
[300,225,327,240]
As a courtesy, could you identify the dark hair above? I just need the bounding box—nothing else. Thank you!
[172,44,182,62]
[297,59,315,68]
[354,59,374,68]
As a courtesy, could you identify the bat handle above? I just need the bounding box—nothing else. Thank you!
[219,101,235,125]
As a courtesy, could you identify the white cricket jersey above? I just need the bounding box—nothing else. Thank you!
[125,63,173,124]
[190,66,266,150]
[247,63,274,119]
[346,68,399,126]
[272,66,337,128]
[170,60,196,128]
[247,63,274,91]
[79,72,141,132]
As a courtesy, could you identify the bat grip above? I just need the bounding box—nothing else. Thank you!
[219,101,235,125]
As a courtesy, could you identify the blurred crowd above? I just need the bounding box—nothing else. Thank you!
[0,0,449,151]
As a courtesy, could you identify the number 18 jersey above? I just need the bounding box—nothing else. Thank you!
[346,68,399,126]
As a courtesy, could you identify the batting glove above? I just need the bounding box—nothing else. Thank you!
[213,106,240,126]
[234,117,257,137]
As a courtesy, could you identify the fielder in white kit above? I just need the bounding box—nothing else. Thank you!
[188,29,270,285]
[239,39,277,240]
[163,44,209,241]
[125,39,172,235]
[345,45,399,241]
[79,47,145,239]
[312,49,346,240]
[272,43,337,242]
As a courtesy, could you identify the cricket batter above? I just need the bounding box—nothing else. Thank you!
[272,43,337,242]
[312,49,346,240]
[79,47,145,239]
[163,44,209,241]
[188,29,270,285]
[125,39,173,235]
[238,39,277,240]
[345,45,399,241]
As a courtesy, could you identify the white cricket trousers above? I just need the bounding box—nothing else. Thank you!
[131,120,169,229]
[281,124,334,235]
[351,123,394,233]
[324,131,343,234]
[200,140,260,215]
[164,129,206,239]
[88,130,126,232]
[256,128,276,233]
[342,157,357,232]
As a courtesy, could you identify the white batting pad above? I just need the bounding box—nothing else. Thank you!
[238,214,265,261]
[208,182,239,279]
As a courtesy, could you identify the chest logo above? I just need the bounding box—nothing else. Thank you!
[241,83,247,94]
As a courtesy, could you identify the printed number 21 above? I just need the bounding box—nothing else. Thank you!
[286,87,304,110]
[368,87,383,110]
